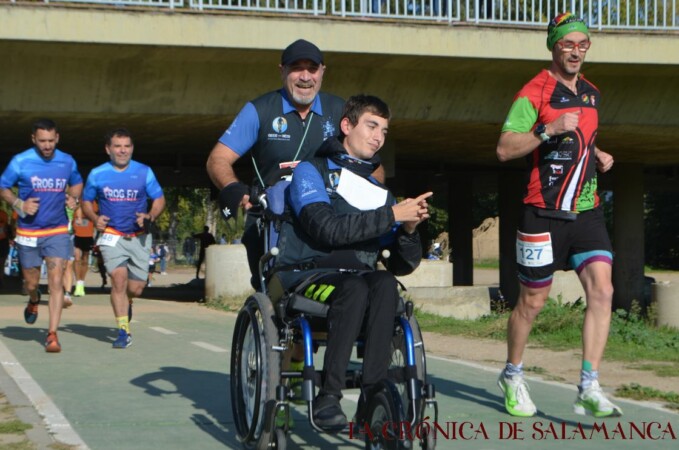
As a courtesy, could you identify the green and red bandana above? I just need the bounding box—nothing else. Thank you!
[547,12,590,50]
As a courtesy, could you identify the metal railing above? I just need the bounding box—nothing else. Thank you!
[39,0,185,8]
[12,0,679,29]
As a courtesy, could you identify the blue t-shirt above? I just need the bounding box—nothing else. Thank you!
[83,160,163,235]
[0,147,83,235]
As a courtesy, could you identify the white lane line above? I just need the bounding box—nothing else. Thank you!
[0,340,89,449]
[191,341,229,353]
[149,326,177,335]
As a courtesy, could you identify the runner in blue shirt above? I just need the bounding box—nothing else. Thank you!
[0,119,83,353]
[82,128,165,349]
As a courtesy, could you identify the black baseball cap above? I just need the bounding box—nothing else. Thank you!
[281,39,323,66]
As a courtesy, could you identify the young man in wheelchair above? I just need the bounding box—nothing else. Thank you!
[275,94,432,432]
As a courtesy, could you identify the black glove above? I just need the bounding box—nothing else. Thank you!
[219,182,248,221]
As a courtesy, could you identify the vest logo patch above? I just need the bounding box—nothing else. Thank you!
[272,116,288,134]
[268,116,291,141]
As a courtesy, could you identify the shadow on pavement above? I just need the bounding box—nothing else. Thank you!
[130,366,240,448]
[60,323,117,344]
[140,279,205,303]
[0,324,116,346]
[428,374,591,428]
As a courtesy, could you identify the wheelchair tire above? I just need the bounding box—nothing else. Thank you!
[364,380,410,450]
[274,428,287,450]
[389,315,427,422]
[230,293,281,449]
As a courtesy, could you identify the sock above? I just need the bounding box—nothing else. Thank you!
[116,316,130,333]
[580,361,598,391]
[76,280,84,287]
[504,361,524,378]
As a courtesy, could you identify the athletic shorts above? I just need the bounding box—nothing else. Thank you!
[16,233,73,268]
[74,236,94,252]
[516,206,613,288]
[99,234,152,282]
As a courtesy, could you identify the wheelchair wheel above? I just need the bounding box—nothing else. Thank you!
[273,429,286,450]
[389,315,427,421]
[230,293,281,449]
[364,381,409,450]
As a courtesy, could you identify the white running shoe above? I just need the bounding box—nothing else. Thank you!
[574,380,623,417]
[497,372,537,417]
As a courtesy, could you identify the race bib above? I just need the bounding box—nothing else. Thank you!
[516,231,553,267]
[15,235,38,248]
[97,233,120,247]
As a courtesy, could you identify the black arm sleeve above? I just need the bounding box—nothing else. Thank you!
[298,202,395,247]
[384,228,422,276]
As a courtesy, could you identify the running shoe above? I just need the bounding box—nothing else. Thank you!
[112,329,132,349]
[74,284,85,297]
[63,292,73,308]
[24,292,41,324]
[497,372,537,417]
[574,380,623,417]
[45,331,61,353]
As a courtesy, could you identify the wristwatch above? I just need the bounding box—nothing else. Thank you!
[534,123,550,142]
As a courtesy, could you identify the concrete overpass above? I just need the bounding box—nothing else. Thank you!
[1,3,678,308]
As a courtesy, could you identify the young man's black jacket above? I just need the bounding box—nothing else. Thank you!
[273,137,421,287]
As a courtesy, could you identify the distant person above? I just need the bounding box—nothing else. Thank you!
[0,118,83,352]
[193,226,215,279]
[62,198,75,308]
[219,233,227,245]
[147,246,160,287]
[0,209,10,288]
[158,241,169,275]
[72,203,95,296]
[91,243,108,289]
[495,13,620,418]
[182,236,195,265]
[82,128,165,349]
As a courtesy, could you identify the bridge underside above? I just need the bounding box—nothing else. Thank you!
[2,5,678,310]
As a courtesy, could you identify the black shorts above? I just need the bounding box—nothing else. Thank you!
[516,206,612,287]
[74,236,94,252]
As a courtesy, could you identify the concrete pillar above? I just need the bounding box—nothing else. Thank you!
[498,170,524,307]
[653,282,679,329]
[449,172,473,286]
[205,244,253,299]
[612,163,645,310]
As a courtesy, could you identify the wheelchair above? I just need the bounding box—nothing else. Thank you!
[230,181,438,450]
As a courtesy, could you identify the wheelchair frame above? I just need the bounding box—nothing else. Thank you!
[229,184,438,450]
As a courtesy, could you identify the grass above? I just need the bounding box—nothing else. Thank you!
[615,384,679,410]
[473,259,499,269]
[416,297,679,364]
[204,294,246,313]
[414,296,679,406]
[0,395,34,449]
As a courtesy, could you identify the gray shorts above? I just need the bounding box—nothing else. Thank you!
[100,234,152,282]
[17,234,72,268]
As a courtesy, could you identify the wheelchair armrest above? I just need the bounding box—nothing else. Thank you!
[287,293,329,318]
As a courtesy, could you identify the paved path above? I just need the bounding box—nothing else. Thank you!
[0,269,677,449]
